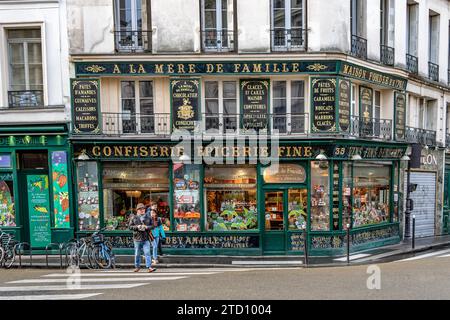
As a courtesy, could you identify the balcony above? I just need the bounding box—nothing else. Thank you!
[85,113,440,147]
[351,35,367,60]
[114,30,151,53]
[380,45,394,66]
[406,54,418,74]
[271,28,306,52]
[428,62,439,82]
[202,29,235,52]
[348,116,393,140]
[8,90,44,108]
[405,126,436,146]
[102,113,170,136]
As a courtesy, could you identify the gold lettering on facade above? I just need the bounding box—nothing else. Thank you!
[129,64,137,74]
[137,64,146,74]
[103,146,112,157]
[177,64,186,74]
[155,64,164,73]
[92,146,101,157]
[140,146,149,157]
[113,64,121,74]
[113,146,123,157]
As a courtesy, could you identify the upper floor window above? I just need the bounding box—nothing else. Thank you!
[272,80,305,134]
[114,0,151,53]
[350,0,367,60]
[204,80,238,133]
[119,80,155,134]
[201,0,235,52]
[406,2,419,74]
[7,29,43,108]
[428,12,440,81]
[380,0,395,66]
[271,0,305,51]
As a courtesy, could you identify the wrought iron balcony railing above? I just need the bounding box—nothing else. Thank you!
[348,116,393,140]
[86,112,408,144]
[114,30,151,53]
[405,126,436,146]
[8,90,44,108]
[202,29,236,52]
[204,113,309,135]
[351,35,367,60]
[380,45,395,66]
[428,62,439,82]
[102,113,170,136]
[271,28,306,51]
[406,54,418,74]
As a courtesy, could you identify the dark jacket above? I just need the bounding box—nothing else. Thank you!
[128,213,154,242]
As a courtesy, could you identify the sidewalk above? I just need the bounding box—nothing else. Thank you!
[11,235,450,269]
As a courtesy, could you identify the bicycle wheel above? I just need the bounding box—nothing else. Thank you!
[0,246,5,267]
[66,243,80,268]
[3,246,16,269]
[92,245,112,269]
[86,244,97,269]
[104,241,116,268]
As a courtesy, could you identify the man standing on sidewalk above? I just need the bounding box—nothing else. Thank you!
[129,203,156,273]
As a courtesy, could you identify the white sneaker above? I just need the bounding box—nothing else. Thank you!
[152,259,158,264]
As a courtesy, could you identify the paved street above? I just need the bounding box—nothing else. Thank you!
[1,248,450,300]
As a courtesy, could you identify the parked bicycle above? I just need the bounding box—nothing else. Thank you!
[66,237,96,269]
[0,228,17,269]
[66,228,115,269]
[90,229,115,269]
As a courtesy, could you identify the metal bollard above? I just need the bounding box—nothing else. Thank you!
[346,224,351,265]
[412,215,416,250]
[302,223,308,267]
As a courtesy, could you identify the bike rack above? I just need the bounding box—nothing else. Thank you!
[15,242,32,268]
[45,243,65,269]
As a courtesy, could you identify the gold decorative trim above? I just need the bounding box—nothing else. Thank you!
[85,65,106,73]
[307,63,328,72]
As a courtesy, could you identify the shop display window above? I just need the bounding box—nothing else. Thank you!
[352,163,390,228]
[342,162,352,229]
[0,179,15,226]
[287,189,307,230]
[205,166,257,231]
[173,164,201,232]
[77,161,100,231]
[102,162,170,231]
[310,161,330,231]
[0,154,12,168]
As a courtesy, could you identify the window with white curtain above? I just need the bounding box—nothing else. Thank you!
[7,28,43,107]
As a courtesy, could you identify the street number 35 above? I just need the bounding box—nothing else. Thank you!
[334,148,346,156]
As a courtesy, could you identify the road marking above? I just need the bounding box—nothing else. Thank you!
[0,293,102,300]
[0,283,146,292]
[42,272,217,277]
[397,249,450,262]
[231,260,303,265]
[8,276,187,284]
[333,254,370,262]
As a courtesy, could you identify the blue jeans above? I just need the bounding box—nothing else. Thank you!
[152,237,159,260]
[134,240,152,268]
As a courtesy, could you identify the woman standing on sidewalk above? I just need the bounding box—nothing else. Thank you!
[150,206,166,264]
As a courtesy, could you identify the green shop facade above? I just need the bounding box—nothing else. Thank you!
[0,123,74,247]
[69,58,409,256]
